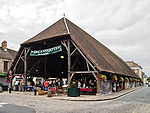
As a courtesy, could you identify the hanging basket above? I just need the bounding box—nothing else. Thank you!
[112,75,118,83]
[119,77,124,83]
[96,74,107,82]
[125,77,129,82]
[129,78,132,81]
[133,78,137,82]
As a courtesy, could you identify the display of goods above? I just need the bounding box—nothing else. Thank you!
[96,74,107,81]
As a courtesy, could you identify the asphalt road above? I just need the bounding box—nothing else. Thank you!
[0,103,36,113]
[116,85,150,104]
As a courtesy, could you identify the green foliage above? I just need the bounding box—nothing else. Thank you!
[71,82,77,88]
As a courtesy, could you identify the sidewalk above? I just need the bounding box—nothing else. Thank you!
[1,86,143,101]
[52,86,143,101]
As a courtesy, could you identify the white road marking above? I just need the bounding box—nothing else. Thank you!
[0,103,7,107]
[0,103,7,105]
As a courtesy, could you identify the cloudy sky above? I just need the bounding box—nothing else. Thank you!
[0,0,150,76]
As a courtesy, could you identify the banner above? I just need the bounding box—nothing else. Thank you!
[30,45,62,56]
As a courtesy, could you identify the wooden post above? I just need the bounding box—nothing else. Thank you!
[24,48,27,87]
[44,56,47,78]
[67,40,71,87]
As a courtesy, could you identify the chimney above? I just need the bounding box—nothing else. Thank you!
[2,40,7,51]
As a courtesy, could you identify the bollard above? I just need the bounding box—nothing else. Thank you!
[47,88,52,97]
[9,87,11,94]
[34,87,37,96]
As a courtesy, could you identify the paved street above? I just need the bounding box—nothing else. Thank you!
[0,103,36,113]
[0,86,150,113]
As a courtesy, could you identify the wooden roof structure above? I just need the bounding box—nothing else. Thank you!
[11,17,139,79]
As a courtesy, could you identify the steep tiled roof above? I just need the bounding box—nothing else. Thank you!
[12,18,139,78]
[0,47,17,60]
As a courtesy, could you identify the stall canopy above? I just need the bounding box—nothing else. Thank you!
[10,17,139,80]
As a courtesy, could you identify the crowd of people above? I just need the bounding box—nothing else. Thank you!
[72,79,96,88]
[12,77,97,92]
[12,78,68,91]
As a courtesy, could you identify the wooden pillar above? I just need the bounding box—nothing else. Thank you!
[44,56,47,78]
[97,80,100,93]
[67,40,71,87]
[24,48,27,87]
[91,72,100,93]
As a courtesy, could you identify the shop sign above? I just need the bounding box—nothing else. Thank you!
[30,45,62,56]
[0,73,6,77]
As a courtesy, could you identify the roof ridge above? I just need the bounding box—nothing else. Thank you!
[0,47,17,52]
[63,17,70,34]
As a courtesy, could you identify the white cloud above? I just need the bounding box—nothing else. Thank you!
[0,0,150,76]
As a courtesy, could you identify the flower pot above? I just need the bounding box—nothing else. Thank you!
[68,88,80,97]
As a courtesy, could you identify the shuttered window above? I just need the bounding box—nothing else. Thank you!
[4,61,8,71]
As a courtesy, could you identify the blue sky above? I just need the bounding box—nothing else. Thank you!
[0,0,150,76]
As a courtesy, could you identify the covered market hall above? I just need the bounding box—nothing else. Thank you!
[9,17,141,95]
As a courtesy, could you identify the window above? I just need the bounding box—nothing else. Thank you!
[4,61,8,71]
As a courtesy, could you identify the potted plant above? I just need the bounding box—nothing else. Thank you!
[68,82,80,97]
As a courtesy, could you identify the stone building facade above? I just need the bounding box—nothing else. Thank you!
[0,41,17,76]
[126,61,146,84]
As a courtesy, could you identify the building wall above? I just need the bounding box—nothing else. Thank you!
[0,58,13,73]
[143,75,148,84]
[130,66,142,79]
[0,59,3,72]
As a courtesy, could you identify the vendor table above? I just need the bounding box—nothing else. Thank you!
[24,87,34,91]
[80,88,96,95]
[80,88,93,92]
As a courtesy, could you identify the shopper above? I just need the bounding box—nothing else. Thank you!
[44,80,49,91]
[77,81,81,88]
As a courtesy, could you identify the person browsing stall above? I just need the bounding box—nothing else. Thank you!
[44,80,49,91]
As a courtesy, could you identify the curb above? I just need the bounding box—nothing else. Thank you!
[56,86,143,101]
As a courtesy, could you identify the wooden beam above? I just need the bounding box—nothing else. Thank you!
[13,74,23,76]
[67,40,71,87]
[26,47,31,54]
[86,61,90,71]
[28,59,41,73]
[64,17,70,34]
[13,48,25,73]
[70,48,77,56]
[20,57,25,62]
[71,55,79,69]
[24,48,28,87]
[61,41,68,51]
[44,56,48,76]
[71,41,97,71]
[70,71,98,74]
[91,72,100,93]
[70,73,75,80]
